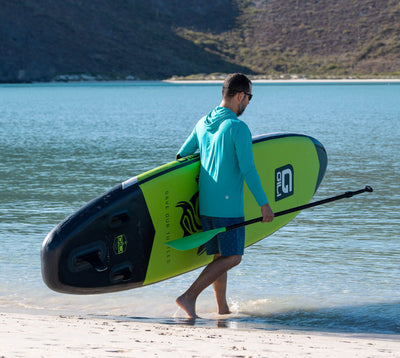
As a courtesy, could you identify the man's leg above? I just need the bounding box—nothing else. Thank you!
[213,271,231,314]
[211,254,231,315]
[176,254,242,318]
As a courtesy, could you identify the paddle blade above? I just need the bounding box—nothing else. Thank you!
[165,227,226,251]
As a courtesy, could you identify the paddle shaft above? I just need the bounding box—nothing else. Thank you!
[225,186,373,232]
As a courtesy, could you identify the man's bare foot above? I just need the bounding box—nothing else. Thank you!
[176,294,198,318]
[218,308,231,315]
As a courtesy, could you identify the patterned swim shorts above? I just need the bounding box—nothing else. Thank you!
[200,215,245,257]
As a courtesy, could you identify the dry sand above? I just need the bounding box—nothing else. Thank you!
[1,312,399,357]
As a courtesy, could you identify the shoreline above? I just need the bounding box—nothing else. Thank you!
[1,78,400,86]
[165,78,400,84]
[1,312,399,357]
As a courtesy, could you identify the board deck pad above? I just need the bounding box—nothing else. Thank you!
[41,133,327,294]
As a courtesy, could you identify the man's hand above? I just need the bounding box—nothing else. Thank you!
[261,203,274,223]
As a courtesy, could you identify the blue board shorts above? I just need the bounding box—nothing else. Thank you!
[201,215,245,257]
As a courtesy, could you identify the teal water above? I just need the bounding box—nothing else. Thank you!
[0,82,399,333]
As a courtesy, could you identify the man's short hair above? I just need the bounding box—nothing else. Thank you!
[222,73,251,98]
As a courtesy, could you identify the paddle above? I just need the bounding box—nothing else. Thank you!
[165,186,373,251]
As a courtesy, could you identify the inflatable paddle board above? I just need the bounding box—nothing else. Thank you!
[41,133,327,294]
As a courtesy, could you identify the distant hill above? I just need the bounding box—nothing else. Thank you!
[1,0,399,82]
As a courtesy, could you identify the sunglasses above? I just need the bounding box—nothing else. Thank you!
[244,91,253,101]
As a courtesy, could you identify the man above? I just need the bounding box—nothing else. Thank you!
[176,73,274,318]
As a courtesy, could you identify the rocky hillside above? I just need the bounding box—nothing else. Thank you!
[0,0,399,82]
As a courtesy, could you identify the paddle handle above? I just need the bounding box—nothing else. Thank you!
[226,186,373,232]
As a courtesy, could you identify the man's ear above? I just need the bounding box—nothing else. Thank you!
[235,91,245,102]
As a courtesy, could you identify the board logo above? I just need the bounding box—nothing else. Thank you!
[176,191,205,256]
[113,234,128,255]
[275,164,294,201]
[176,192,202,237]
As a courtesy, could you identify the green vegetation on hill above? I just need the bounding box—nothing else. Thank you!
[175,0,400,79]
[0,0,399,82]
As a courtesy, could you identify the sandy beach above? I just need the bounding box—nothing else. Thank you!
[1,312,399,358]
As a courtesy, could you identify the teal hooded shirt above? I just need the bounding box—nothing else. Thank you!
[178,106,268,218]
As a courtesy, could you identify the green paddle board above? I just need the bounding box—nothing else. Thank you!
[41,133,327,294]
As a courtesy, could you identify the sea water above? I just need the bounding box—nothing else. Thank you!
[0,81,399,334]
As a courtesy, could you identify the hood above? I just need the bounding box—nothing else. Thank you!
[204,106,235,133]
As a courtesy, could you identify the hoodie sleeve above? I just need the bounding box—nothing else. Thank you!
[177,127,199,157]
[234,122,269,206]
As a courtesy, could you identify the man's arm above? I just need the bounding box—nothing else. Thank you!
[235,124,268,204]
[235,123,274,222]
[177,128,198,158]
